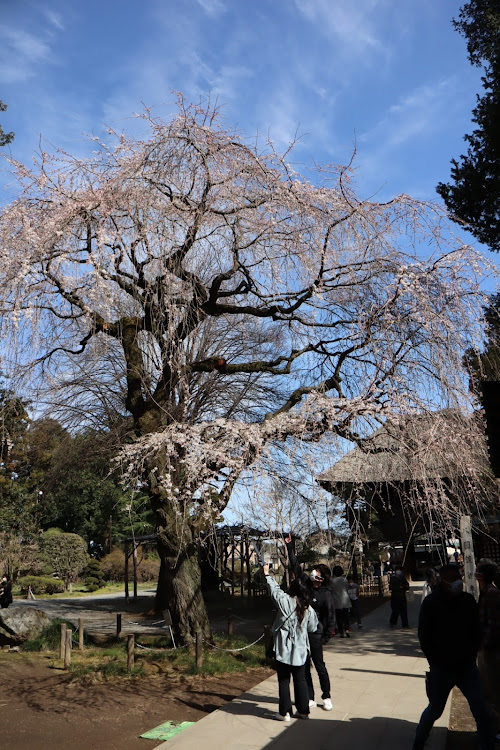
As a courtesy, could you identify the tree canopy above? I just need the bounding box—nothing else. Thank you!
[437,0,500,251]
[0,97,489,639]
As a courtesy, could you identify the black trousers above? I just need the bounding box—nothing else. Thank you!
[305,632,331,699]
[335,607,350,635]
[390,594,408,626]
[275,661,309,716]
[413,662,493,750]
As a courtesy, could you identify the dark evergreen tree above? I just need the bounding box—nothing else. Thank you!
[437,1,500,251]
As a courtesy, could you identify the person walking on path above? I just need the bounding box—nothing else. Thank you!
[389,566,410,627]
[421,568,437,602]
[330,566,351,638]
[476,558,500,742]
[284,535,334,711]
[0,574,12,608]
[347,575,362,628]
[263,562,318,722]
[412,563,494,750]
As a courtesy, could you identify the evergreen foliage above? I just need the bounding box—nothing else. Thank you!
[437,1,500,250]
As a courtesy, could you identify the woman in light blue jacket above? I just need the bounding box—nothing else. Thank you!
[264,563,318,721]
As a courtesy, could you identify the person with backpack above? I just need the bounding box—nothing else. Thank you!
[263,562,318,722]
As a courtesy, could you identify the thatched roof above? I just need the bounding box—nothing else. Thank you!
[318,410,486,488]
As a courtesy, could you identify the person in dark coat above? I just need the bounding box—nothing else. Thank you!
[412,564,493,750]
[476,558,500,741]
[285,535,335,711]
[389,566,409,627]
[0,574,12,608]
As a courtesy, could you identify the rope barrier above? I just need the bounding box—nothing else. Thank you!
[135,642,189,651]
[202,632,265,652]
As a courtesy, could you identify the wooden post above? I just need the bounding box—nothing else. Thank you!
[132,541,138,600]
[460,515,477,599]
[124,539,129,602]
[78,618,84,650]
[240,539,245,595]
[64,629,72,669]
[60,623,67,660]
[245,533,252,596]
[231,537,235,596]
[264,625,273,662]
[227,609,233,636]
[127,634,134,671]
[116,613,122,636]
[195,631,203,668]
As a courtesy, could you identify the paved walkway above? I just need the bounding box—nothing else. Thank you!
[155,583,449,750]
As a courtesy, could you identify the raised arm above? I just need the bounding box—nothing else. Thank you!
[284,534,302,580]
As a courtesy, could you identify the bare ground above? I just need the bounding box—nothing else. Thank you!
[0,652,270,750]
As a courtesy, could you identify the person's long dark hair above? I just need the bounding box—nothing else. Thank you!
[316,564,331,585]
[288,578,310,626]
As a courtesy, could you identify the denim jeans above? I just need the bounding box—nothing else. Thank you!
[275,660,309,716]
[305,631,330,700]
[413,662,493,750]
[349,598,361,625]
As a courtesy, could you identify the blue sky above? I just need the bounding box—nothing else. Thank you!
[0,0,488,212]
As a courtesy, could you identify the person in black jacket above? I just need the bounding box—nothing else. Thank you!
[0,574,12,608]
[285,535,335,711]
[412,564,493,750]
[389,566,409,627]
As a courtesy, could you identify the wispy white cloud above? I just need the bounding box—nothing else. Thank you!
[354,76,477,199]
[294,0,383,56]
[44,10,65,31]
[196,0,226,17]
[0,26,52,83]
[360,78,457,149]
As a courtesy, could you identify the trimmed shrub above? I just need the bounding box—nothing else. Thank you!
[83,559,105,592]
[17,575,65,595]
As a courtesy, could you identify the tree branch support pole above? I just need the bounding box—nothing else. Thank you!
[127,634,135,671]
[60,623,67,660]
[116,613,122,636]
[78,618,84,650]
[227,609,233,636]
[195,631,203,668]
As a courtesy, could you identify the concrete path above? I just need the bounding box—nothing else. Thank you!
[154,583,449,750]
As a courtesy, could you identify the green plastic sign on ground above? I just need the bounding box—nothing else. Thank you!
[140,720,195,741]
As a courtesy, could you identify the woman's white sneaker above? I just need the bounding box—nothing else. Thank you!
[322,698,333,711]
[275,712,291,722]
[308,699,317,708]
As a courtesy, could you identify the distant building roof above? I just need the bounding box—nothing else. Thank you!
[318,410,489,488]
